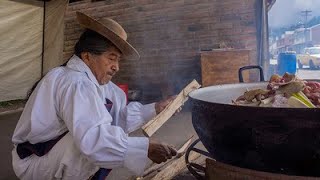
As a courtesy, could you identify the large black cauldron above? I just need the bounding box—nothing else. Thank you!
[189,82,320,177]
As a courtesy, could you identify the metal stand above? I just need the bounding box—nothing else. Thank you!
[185,138,213,180]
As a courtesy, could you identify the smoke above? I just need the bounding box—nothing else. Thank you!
[269,0,320,28]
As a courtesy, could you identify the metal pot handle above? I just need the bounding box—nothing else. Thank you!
[185,139,212,180]
[238,65,265,83]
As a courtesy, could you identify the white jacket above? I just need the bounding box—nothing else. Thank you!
[12,55,155,179]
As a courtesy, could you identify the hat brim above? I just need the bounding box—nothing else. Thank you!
[76,12,140,60]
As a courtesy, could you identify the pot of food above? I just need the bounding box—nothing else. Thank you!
[189,73,320,177]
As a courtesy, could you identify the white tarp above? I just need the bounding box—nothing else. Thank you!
[43,0,68,74]
[0,1,43,101]
[0,0,68,101]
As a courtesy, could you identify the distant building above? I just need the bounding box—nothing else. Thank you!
[310,24,320,45]
[271,24,320,55]
[292,28,311,54]
[276,31,294,53]
[269,37,278,57]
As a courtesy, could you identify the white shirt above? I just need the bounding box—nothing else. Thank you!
[12,55,156,176]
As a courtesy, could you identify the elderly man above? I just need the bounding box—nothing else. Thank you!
[12,12,177,180]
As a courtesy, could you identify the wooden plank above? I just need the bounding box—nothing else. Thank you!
[176,135,194,156]
[142,135,194,178]
[142,80,201,137]
[150,151,200,180]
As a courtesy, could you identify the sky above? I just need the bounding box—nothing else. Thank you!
[268,0,320,28]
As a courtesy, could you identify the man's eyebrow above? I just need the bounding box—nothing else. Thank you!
[109,52,121,58]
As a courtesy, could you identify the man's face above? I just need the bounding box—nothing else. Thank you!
[82,46,122,85]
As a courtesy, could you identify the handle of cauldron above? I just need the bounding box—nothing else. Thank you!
[238,65,265,83]
[185,138,212,180]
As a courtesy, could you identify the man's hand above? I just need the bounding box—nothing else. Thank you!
[148,139,177,164]
[155,95,182,114]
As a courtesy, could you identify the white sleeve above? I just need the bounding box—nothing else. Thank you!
[59,81,149,175]
[120,102,156,133]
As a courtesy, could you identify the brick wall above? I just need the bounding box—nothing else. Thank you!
[64,0,258,102]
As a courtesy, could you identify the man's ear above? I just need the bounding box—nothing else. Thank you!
[80,52,90,64]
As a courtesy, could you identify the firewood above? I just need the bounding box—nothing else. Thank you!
[142,135,194,178]
[142,80,201,137]
[150,151,200,180]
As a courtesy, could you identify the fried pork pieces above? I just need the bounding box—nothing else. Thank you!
[233,73,320,107]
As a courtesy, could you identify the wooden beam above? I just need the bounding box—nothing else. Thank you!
[142,80,201,137]
[150,151,200,180]
[142,135,194,178]
[176,135,194,156]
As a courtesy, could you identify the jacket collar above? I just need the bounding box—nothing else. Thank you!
[66,55,100,86]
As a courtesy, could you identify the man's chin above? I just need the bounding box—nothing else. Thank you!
[99,78,112,85]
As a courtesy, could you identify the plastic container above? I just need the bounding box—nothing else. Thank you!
[277,52,297,75]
